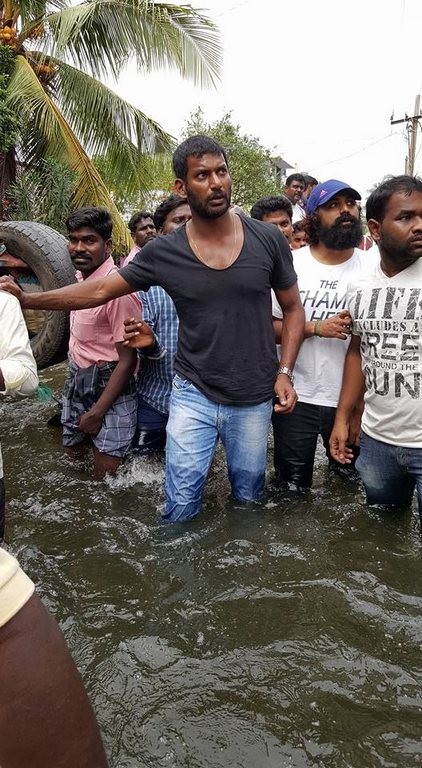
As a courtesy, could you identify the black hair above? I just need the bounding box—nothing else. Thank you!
[153,194,187,231]
[302,174,318,187]
[303,213,319,246]
[65,207,112,240]
[292,219,307,233]
[128,210,154,233]
[366,175,422,222]
[285,173,306,188]
[172,135,228,180]
[250,195,293,221]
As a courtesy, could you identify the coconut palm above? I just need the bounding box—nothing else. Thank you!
[0,0,221,249]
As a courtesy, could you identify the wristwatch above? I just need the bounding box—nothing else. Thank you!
[277,366,295,385]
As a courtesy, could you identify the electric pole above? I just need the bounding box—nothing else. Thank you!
[390,95,422,175]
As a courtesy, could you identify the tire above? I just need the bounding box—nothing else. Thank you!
[0,221,75,369]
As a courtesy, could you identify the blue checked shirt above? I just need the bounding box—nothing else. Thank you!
[136,286,179,415]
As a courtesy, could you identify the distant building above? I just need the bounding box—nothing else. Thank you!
[271,156,295,188]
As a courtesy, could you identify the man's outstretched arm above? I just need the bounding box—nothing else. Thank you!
[0,272,132,311]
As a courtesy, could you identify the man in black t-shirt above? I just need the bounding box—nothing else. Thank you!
[0,136,304,522]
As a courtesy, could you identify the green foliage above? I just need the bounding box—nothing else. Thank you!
[92,151,174,216]
[0,44,18,153]
[7,158,76,233]
[183,108,282,211]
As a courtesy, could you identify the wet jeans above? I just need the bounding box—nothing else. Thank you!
[272,401,358,490]
[164,375,273,522]
[356,432,422,520]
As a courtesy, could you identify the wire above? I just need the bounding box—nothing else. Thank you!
[311,132,403,172]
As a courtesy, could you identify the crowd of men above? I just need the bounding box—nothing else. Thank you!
[1,135,422,765]
[1,136,422,527]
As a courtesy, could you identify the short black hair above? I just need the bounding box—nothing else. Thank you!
[172,135,228,181]
[285,173,306,188]
[250,195,293,221]
[128,210,154,234]
[302,174,318,187]
[65,207,112,240]
[366,175,422,222]
[293,219,307,233]
[153,194,187,231]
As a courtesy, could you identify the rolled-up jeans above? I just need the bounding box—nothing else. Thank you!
[356,431,422,520]
[164,375,273,522]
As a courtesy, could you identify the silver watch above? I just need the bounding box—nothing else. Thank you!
[277,366,295,385]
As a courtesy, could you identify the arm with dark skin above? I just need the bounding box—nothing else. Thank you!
[78,342,137,436]
[273,310,352,344]
[329,334,365,464]
[0,593,108,768]
[0,272,131,310]
[273,283,305,413]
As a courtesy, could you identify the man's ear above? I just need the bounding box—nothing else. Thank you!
[367,219,381,242]
[105,237,113,254]
[174,178,187,199]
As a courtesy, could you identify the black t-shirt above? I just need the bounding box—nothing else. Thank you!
[120,215,297,405]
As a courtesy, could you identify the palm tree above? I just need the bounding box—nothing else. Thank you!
[0,0,221,249]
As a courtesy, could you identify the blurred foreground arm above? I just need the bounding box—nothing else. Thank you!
[0,551,108,768]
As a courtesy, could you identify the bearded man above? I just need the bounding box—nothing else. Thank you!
[272,179,379,491]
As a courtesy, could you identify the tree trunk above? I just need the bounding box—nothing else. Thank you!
[0,148,16,219]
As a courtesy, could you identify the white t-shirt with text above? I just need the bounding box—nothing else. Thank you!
[272,245,379,407]
[347,259,422,447]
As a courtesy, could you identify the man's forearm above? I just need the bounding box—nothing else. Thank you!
[90,353,136,418]
[2,273,131,311]
[279,305,305,368]
[336,336,365,419]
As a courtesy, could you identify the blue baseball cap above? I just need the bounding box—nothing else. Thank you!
[307,179,361,215]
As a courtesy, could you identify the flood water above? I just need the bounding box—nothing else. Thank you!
[2,363,422,768]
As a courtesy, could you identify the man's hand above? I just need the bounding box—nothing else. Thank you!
[329,418,355,464]
[123,317,155,349]
[0,275,24,303]
[316,310,352,340]
[78,408,103,436]
[274,374,298,414]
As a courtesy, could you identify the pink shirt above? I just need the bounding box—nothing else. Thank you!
[120,245,139,268]
[69,256,141,368]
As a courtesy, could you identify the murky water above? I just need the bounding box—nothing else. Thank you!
[2,364,422,768]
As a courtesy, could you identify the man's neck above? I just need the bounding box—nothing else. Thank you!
[379,250,420,277]
[310,243,354,265]
[189,209,234,238]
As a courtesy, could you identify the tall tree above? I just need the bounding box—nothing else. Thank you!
[184,108,281,211]
[0,1,221,250]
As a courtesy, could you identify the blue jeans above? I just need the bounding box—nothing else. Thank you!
[164,375,273,522]
[356,432,422,519]
[133,396,168,454]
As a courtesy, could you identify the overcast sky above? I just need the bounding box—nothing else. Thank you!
[116,0,422,199]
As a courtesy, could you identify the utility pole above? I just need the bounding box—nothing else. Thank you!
[390,95,422,175]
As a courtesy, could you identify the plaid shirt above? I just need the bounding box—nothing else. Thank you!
[136,286,178,415]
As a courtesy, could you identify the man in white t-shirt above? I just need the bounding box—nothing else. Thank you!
[330,175,422,520]
[272,179,379,490]
[284,173,306,223]
[0,293,39,539]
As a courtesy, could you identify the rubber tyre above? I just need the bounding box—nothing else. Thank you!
[0,221,75,369]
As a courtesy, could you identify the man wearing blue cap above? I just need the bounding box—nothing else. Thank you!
[272,179,379,491]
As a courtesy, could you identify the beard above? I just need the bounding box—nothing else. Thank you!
[186,188,231,220]
[315,213,363,250]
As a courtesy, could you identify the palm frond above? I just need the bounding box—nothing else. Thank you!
[7,55,132,252]
[16,0,66,28]
[31,0,222,86]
